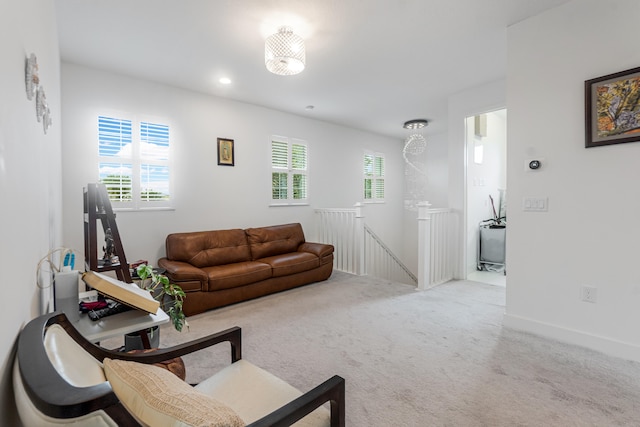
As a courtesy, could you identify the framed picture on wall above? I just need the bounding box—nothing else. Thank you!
[217,138,235,166]
[585,66,640,148]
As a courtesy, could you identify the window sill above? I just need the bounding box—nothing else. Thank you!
[113,207,176,212]
[269,203,310,207]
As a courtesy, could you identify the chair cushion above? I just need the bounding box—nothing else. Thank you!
[45,324,106,387]
[195,360,330,426]
[103,358,245,427]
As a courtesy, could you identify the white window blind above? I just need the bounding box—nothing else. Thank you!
[271,136,308,204]
[364,152,385,202]
[98,115,171,209]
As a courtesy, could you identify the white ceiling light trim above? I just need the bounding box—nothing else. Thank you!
[265,26,306,76]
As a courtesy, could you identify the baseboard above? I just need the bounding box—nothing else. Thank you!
[503,313,640,363]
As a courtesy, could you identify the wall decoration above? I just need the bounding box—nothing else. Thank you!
[25,52,52,134]
[25,53,39,100]
[217,138,235,166]
[585,66,640,148]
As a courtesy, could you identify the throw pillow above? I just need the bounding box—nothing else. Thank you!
[127,348,186,381]
[104,358,245,427]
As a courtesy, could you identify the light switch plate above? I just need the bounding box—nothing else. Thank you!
[523,197,548,211]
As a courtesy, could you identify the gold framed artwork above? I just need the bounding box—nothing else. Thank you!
[217,138,235,166]
[585,66,640,148]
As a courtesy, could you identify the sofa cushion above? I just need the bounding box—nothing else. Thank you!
[104,358,245,427]
[165,229,251,268]
[259,252,320,277]
[246,223,305,260]
[204,261,273,291]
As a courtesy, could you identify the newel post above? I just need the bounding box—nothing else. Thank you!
[354,202,365,276]
[417,201,432,290]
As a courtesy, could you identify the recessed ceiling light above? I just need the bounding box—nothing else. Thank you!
[219,77,232,85]
[305,105,314,111]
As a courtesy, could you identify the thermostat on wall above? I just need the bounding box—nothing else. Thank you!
[524,157,546,171]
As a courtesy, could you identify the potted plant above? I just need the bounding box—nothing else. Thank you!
[135,264,188,332]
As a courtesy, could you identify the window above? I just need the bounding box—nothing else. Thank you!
[98,115,171,209]
[364,152,385,202]
[271,136,308,205]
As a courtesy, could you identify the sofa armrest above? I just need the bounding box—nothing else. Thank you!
[158,257,208,283]
[298,242,334,258]
[247,375,345,427]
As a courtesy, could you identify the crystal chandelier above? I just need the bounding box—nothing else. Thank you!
[403,119,429,211]
[265,26,306,76]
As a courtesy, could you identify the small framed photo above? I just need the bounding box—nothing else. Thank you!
[585,66,640,148]
[217,138,235,166]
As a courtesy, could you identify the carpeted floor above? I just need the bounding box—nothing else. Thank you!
[150,271,640,426]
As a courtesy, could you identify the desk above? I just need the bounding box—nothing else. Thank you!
[75,308,169,344]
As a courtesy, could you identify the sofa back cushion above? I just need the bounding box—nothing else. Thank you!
[246,223,305,260]
[165,229,251,268]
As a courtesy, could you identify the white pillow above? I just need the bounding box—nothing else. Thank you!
[103,358,245,427]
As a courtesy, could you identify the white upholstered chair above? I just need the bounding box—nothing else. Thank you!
[13,312,345,426]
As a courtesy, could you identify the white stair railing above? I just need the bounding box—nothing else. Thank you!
[364,224,417,285]
[417,202,455,289]
[315,204,364,275]
[315,201,455,288]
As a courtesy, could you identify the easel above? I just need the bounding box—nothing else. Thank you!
[83,183,152,348]
[83,183,132,283]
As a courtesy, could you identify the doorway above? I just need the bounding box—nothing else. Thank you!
[465,109,507,286]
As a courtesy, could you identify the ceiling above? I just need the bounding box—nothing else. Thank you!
[54,0,571,140]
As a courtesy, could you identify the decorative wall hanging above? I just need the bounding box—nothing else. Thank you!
[25,53,38,100]
[585,66,640,148]
[24,52,52,134]
[217,138,235,166]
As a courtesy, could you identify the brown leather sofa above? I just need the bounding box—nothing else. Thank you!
[158,223,334,316]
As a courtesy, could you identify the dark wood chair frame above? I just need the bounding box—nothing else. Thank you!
[16,312,346,427]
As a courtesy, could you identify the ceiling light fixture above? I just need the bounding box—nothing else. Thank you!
[403,119,429,211]
[265,26,306,76]
[403,119,429,130]
[219,77,232,85]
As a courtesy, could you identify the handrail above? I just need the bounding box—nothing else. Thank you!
[364,224,417,285]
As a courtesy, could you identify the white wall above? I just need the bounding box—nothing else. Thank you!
[504,0,640,361]
[448,80,506,279]
[466,111,507,273]
[0,1,61,424]
[61,63,405,266]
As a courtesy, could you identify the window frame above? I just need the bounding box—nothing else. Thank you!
[363,151,385,203]
[270,135,309,206]
[98,114,173,211]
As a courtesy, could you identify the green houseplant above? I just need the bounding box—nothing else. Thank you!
[136,264,188,332]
